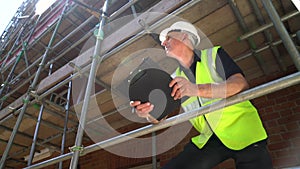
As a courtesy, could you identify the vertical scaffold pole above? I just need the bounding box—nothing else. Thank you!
[27,104,45,166]
[0,1,70,168]
[151,132,157,169]
[28,58,55,166]
[261,0,300,70]
[69,0,110,168]
[59,75,72,169]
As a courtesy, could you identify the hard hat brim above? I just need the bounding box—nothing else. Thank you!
[159,23,201,46]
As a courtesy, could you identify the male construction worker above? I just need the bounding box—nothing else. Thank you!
[130,21,273,169]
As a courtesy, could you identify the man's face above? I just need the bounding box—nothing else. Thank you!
[161,31,186,59]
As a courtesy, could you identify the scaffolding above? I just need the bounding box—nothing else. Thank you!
[0,0,36,55]
[0,0,299,168]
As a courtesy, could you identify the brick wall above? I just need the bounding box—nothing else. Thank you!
[251,74,300,168]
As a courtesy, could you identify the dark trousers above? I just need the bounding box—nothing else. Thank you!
[162,134,273,169]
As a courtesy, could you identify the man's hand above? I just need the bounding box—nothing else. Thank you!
[130,101,161,124]
[169,77,199,100]
[169,73,249,99]
[129,101,153,117]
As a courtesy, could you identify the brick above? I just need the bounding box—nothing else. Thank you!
[279,109,293,117]
[263,106,274,113]
[285,122,300,131]
[275,96,288,104]
[265,120,279,129]
[268,141,290,150]
[274,102,296,111]
[292,106,300,114]
[267,89,289,100]
[252,96,267,105]
[254,99,276,109]
[286,92,300,101]
[274,149,293,158]
[261,112,281,121]
[296,99,300,105]
[278,114,300,125]
[291,137,300,147]
[287,85,300,92]
[272,156,299,168]
[267,125,286,134]
[281,130,300,140]
[268,134,283,143]
[258,108,266,115]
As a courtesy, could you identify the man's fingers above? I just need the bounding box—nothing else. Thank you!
[136,104,154,118]
[130,101,141,107]
[169,79,178,87]
[129,101,156,123]
[136,102,151,109]
[174,89,182,100]
[171,83,178,96]
[169,77,184,87]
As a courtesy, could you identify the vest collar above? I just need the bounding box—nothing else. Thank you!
[179,49,201,76]
[177,49,202,83]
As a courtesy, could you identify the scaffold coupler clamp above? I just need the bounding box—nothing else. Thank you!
[93,9,108,40]
[69,145,84,155]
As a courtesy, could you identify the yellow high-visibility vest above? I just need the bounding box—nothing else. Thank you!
[176,46,267,150]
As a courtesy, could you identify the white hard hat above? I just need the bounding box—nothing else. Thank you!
[159,21,201,46]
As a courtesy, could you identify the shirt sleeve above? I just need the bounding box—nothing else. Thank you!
[216,48,244,80]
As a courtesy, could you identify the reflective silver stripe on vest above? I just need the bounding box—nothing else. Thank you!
[207,47,223,82]
[182,99,201,112]
[198,47,223,106]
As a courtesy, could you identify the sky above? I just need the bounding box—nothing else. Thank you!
[0,0,24,36]
[0,0,57,37]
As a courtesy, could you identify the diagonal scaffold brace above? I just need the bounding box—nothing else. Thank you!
[69,0,111,168]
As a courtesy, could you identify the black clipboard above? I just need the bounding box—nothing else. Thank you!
[127,58,181,121]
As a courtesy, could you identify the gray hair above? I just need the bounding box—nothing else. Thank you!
[182,31,198,48]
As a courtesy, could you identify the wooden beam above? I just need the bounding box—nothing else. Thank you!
[36,0,189,94]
